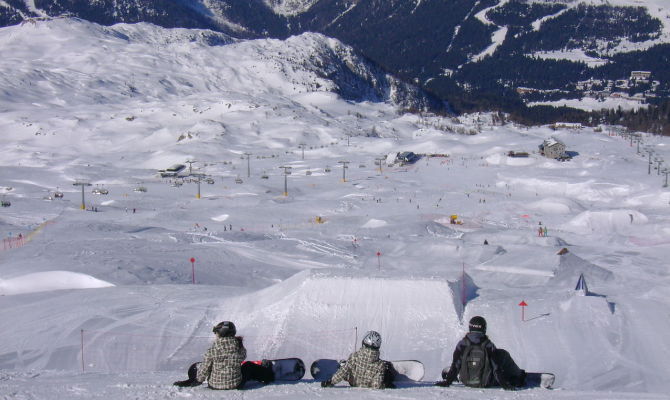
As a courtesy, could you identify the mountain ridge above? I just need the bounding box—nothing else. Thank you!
[2,0,670,126]
[0,17,442,113]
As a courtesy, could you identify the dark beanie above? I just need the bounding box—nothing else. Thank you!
[469,316,487,333]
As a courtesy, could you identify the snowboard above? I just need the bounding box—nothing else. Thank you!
[524,372,555,389]
[247,358,306,381]
[175,358,305,387]
[310,359,424,382]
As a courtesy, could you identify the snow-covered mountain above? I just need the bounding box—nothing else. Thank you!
[3,0,670,116]
[0,17,440,112]
[1,15,670,400]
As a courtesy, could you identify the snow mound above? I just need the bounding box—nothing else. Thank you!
[526,199,574,214]
[477,245,507,262]
[503,177,633,202]
[361,219,387,228]
[211,214,229,222]
[550,252,614,288]
[426,221,463,238]
[562,210,648,234]
[554,295,622,388]
[0,271,114,296]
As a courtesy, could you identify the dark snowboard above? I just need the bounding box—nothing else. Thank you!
[173,358,305,387]
[251,358,305,381]
[310,359,424,382]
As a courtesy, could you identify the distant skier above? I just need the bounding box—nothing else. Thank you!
[436,316,526,390]
[173,321,273,389]
[321,330,395,389]
[543,226,548,237]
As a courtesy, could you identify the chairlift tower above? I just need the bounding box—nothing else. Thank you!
[244,152,252,178]
[279,166,292,196]
[185,160,197,175]
[195,176,202,199]
[375,157,385,174]
[655,158,664,175]
[298,143,306,160]
[662,168,669,187]
[73,180,92,210]
[338,161,350,182]
[634,136,642,153]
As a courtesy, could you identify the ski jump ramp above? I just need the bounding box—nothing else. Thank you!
[220,269,463,372]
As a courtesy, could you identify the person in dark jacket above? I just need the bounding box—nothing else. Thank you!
[173,321,273,389]
[436,316,526,390]
[321,330,395,389]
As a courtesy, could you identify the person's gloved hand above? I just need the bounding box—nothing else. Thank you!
[441,370,448,380]
[435,380,451,387]
[321,379,333,388]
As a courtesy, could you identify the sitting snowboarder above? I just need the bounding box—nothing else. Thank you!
[436,316,526,390]
[173,321,274,389]
[321,330,395,389]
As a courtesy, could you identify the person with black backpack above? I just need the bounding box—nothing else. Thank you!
[436,316,526,390]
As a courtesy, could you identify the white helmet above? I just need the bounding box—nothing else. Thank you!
[362,330,382,349]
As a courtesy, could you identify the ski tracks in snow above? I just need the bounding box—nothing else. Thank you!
[292,237,356,262]
[191,232,354,269]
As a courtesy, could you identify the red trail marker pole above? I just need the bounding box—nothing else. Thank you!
[519,300,528,321]
[376,251,382,271]
[190,257,196,284]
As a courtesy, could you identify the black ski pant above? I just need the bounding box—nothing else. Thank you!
[491,349,525,387]
[383,361,397,388]
[240,361,275,385]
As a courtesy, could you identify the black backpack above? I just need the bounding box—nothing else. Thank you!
[458,337,493,387]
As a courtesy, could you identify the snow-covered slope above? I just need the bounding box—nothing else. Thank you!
[0,18,670,400]
[0,18,436,111]
[264,0,320,16]
[529,0,670,54]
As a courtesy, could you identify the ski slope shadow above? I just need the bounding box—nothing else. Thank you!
[549,251,614,288]
[449,271,479,321]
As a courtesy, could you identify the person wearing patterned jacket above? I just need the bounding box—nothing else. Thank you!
[175,321,271,390]
[196,321,246,389]
[321,330,395,389]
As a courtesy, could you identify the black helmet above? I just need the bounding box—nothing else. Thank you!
[469,316,487,333]
[213,321,236,337]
